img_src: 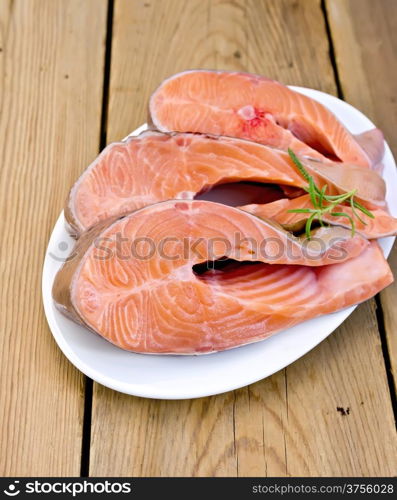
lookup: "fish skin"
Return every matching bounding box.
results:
[303,158,386,209]
[65,131,386,237]
[354,128,385,172]
[53,200,391,355]
[149,70,375,168]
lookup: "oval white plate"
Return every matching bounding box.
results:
[42,87,397,399]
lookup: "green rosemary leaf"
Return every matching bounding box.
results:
[331,211,356,236]
[322,190,356,201]
[319,184,327,208]
[287,208,316,214]
[308,176,319,209]
[350,197,367,226]
[305,212,317,240]
[324,189,357,205]
[352,200,375,219]
[287,148,311,182]
[287,148,376,238]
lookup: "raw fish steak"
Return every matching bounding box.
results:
[52,200,390,355]
[149,70,384,168]
[66,132,388,236]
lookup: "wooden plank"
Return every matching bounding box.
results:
[105,0,337,143]
[284,302,396,475]
[89,0,396,476]
[0,0,107,475]
[326,0,397,396]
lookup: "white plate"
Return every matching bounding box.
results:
[42,87,397,400]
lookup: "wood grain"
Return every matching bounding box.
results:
[0,0,107,475]
[105,0,337,143]
[89,0,397,477]
[326,0,397,396]
[284,302,396,475]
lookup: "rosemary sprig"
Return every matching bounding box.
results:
[287,148,374,239]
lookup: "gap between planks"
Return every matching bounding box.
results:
[80,0,115,478]
[322,0,397,428]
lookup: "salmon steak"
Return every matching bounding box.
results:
[66,131,388,236]
[149,70,384,168]
[53,201,392,354]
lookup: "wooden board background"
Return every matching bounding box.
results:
[0,0,108,476]
[326,0,397,412]
[1,0,396,477]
